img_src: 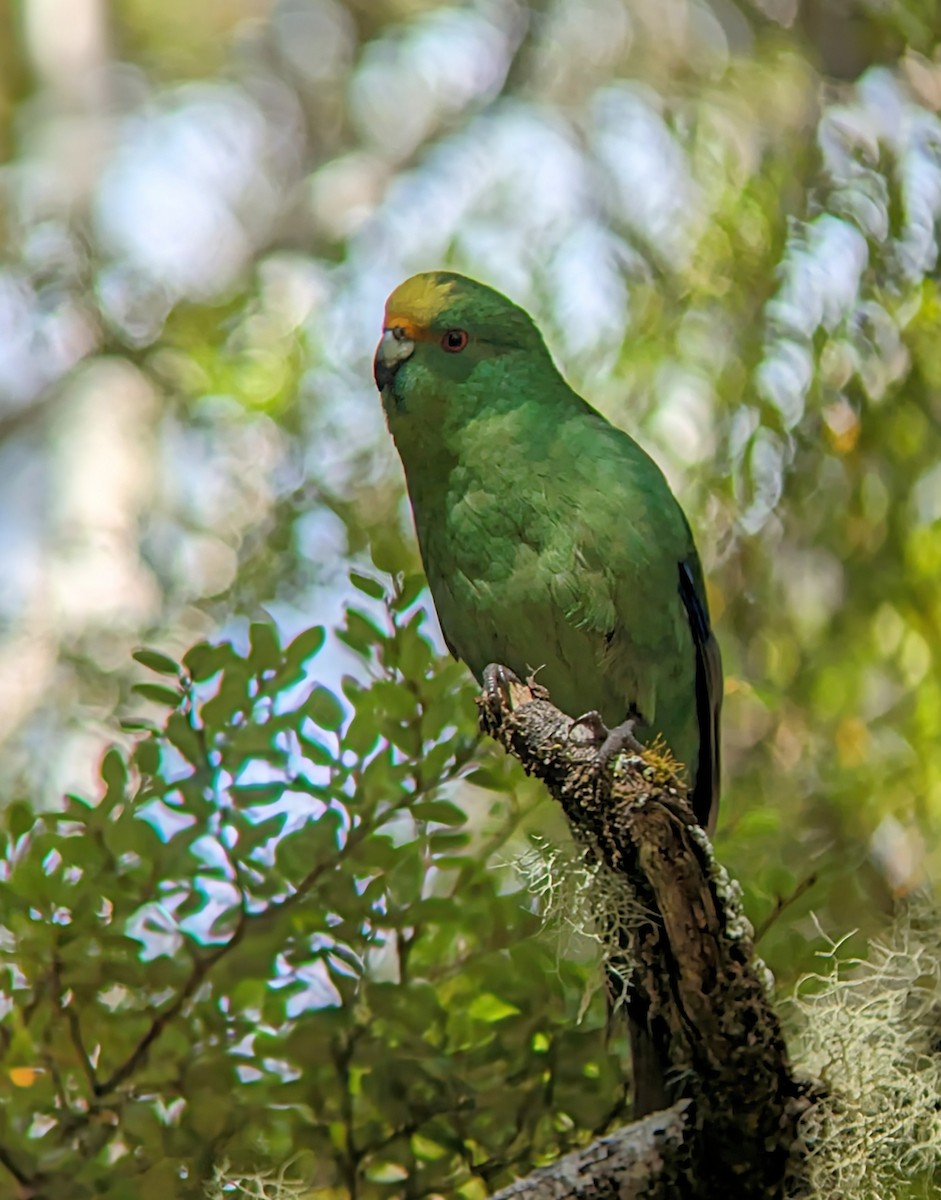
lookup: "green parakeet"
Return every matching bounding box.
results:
[374,272,722,1112]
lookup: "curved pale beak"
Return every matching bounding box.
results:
[374,326,415,391]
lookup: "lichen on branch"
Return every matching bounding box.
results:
[478,666,819,1199]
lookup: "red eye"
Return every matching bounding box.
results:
[441,329,468,353]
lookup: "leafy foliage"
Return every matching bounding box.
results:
[0,575,625,1197]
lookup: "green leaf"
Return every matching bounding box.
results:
[100,747,127,793]
[411,800,467,826]
[429,830,471,852]
[298,731,335,767]
[132,683,182,708]
[202,662,251,729]
[305,686,345,732]
[364,1162,408,1183]
[356,750,405,810]
[235,810,289,851]
[341,674,364,703]
[346,712,380,758]
[249,621,281,671]
[175,888,212,921]
[183,640,235,681]
[104,811,161,858]
[350,570,387,600]
[119,718,160,734]
[132,647,181,676]
[230,782,285,807]
[284,625,326,666]
[372,679,419,724]
[164,711,205,767]
[467,993,521,1022]
[357,833,399,870]
[275,809,342,879]
[7,800,34,840]
[138,1160,184,1200]
[339,607,386,656]
[396,620,434,678]
[134,737,161,777]
[411,1133,448,1162]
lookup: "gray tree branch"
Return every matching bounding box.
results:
[489,1103,693,1200]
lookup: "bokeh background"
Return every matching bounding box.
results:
[3,0,941,1195]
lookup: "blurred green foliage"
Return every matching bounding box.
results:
[2,0,941,1194]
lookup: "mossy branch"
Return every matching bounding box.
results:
[478,667,822,1199]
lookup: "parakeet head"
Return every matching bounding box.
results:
[374,272,556,436]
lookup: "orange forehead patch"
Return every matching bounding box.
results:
[382,315,429,342]
[384,273,456,336]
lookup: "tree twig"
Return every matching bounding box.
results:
[754,871,819,943]
[50,953,99,1096]
[0,1140,32,1190]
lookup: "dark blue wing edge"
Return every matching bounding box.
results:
[678,559,723,833]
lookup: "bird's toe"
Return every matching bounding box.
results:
[568,710,610,745]
[482,663,521,705]
[590,718,646,777]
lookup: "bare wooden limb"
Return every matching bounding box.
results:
[478,669,821,1199]
[489,1102,693,1200]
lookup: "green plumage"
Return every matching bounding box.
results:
[375,271,721,831]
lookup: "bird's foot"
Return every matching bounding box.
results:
[479,664,522,736]
[568,709,610,745]
[482,663,522,706]
[569,712,646,777]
